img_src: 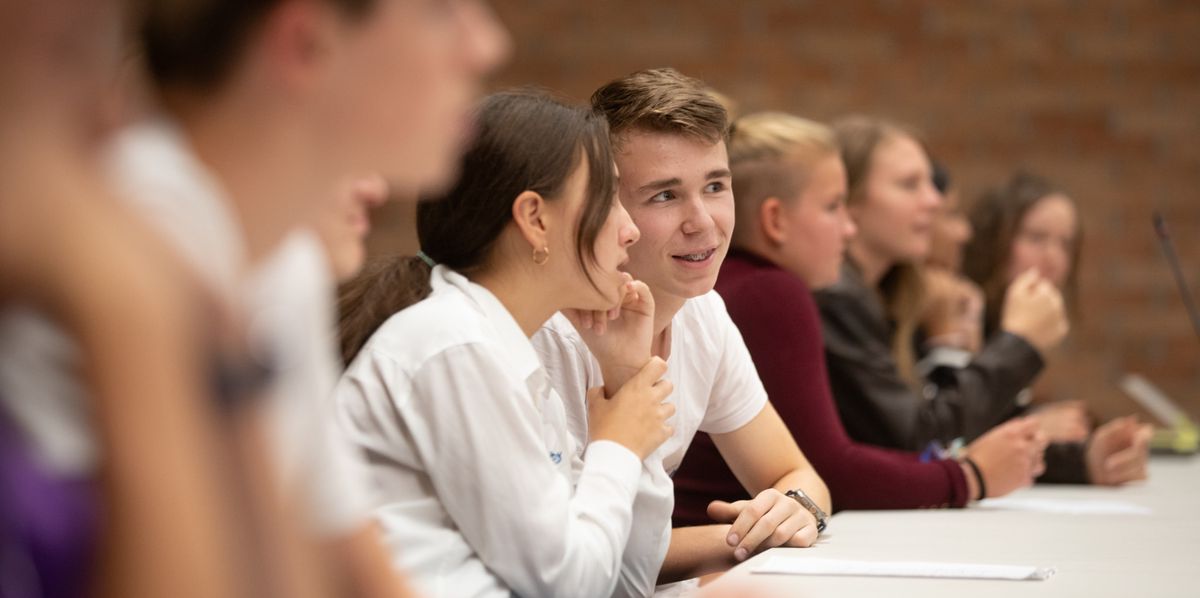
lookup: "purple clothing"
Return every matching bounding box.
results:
[1,409,97,598]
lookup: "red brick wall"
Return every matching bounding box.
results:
[365,0,1200,420]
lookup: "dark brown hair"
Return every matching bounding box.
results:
[337,90,617,365]
[138,0,376,92]
[590,67,730,148]
[962,171,1082,336]
[832,115,928,386]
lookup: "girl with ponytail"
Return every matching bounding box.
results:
[334,90,675,598]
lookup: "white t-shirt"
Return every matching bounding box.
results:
[335,265,644,598]
[0,117,369,533]
[531,290,769,598]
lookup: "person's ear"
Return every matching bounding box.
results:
[760,197,788,245]
[257,0,340,92]
[511,190,551,256]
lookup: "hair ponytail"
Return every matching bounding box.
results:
[335,90,617,365]
[336,255,431,365]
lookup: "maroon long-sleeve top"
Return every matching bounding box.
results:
[671,250,969,525]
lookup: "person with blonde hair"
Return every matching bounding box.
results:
[815,116,1147,487]
[672,112,1047,520]
[814,115,1066,452]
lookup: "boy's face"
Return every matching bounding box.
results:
[323,0,509,190]
[613,129,734,304]
[776,153,854,289]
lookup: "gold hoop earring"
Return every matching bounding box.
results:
[532,246,550,265]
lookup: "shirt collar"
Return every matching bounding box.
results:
[429,266,544,383]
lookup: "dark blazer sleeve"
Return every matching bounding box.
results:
[816,284,1045,451]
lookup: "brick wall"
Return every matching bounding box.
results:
[365,0,1200,420]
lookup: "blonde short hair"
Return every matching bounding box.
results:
[728,111,839,247]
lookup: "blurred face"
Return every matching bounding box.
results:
[546,158,640,310]
[847,134,941,267]
[928,186,973,271]
[614,131,734,303]
[776,154,855,289]
[324,0,509,190]
[316,174,390,281]
[1006,193,1077,288]
[0,0,125,140]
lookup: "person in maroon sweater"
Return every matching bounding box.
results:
[672,113,1046,524]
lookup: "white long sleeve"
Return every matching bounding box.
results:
[335,267,644,598]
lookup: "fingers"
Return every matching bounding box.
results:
[1135,423,1155,446]
[1002,416,1043,443]
[620,279,655,317]
[607,274,635,321]
[617,273,635,312]
[1060,399,1087,412]
[562,308,583,329]
[1010,267,1042,293]
[567,309,595,331]
[633,356,669,385]
[1008,418,1046,482]
[1032,425,1048,449]
[727,491,812,560]
[659,399,676,418]
[574,278,654,336]
[711,493,818,560]
[1011,416,1040,434]
[1100,452,1147,484]
[1101,445,1148,484]
[1065,421,1091,442]
[1098,424,1153,484]
[1095,416,1138,445]
[1030,424,1048,477]
[783,523,820,549]
[725,492,775,556]
[660,423,675,441]
[706,499,745,524]
[1031,449,1047,479]
[1088,417,1147,485]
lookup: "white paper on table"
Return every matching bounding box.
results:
[752,556,1055,581]
[976,496,1152,515]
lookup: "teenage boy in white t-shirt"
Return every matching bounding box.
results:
[533,68,831,597]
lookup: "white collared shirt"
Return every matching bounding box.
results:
[336,266,643,598]
[532,290,769,598]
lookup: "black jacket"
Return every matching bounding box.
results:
[815,262,1089,483]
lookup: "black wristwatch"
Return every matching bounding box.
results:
[785,488,828,533]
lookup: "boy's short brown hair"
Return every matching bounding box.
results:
[590,67,729,148]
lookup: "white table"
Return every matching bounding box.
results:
[704,457,1200,597]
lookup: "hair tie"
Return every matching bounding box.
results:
[416,251,436,268]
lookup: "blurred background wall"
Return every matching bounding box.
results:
[365,0,1200,420]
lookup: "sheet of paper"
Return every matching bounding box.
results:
[752,556,1055,581]
[976,497,1152,515]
